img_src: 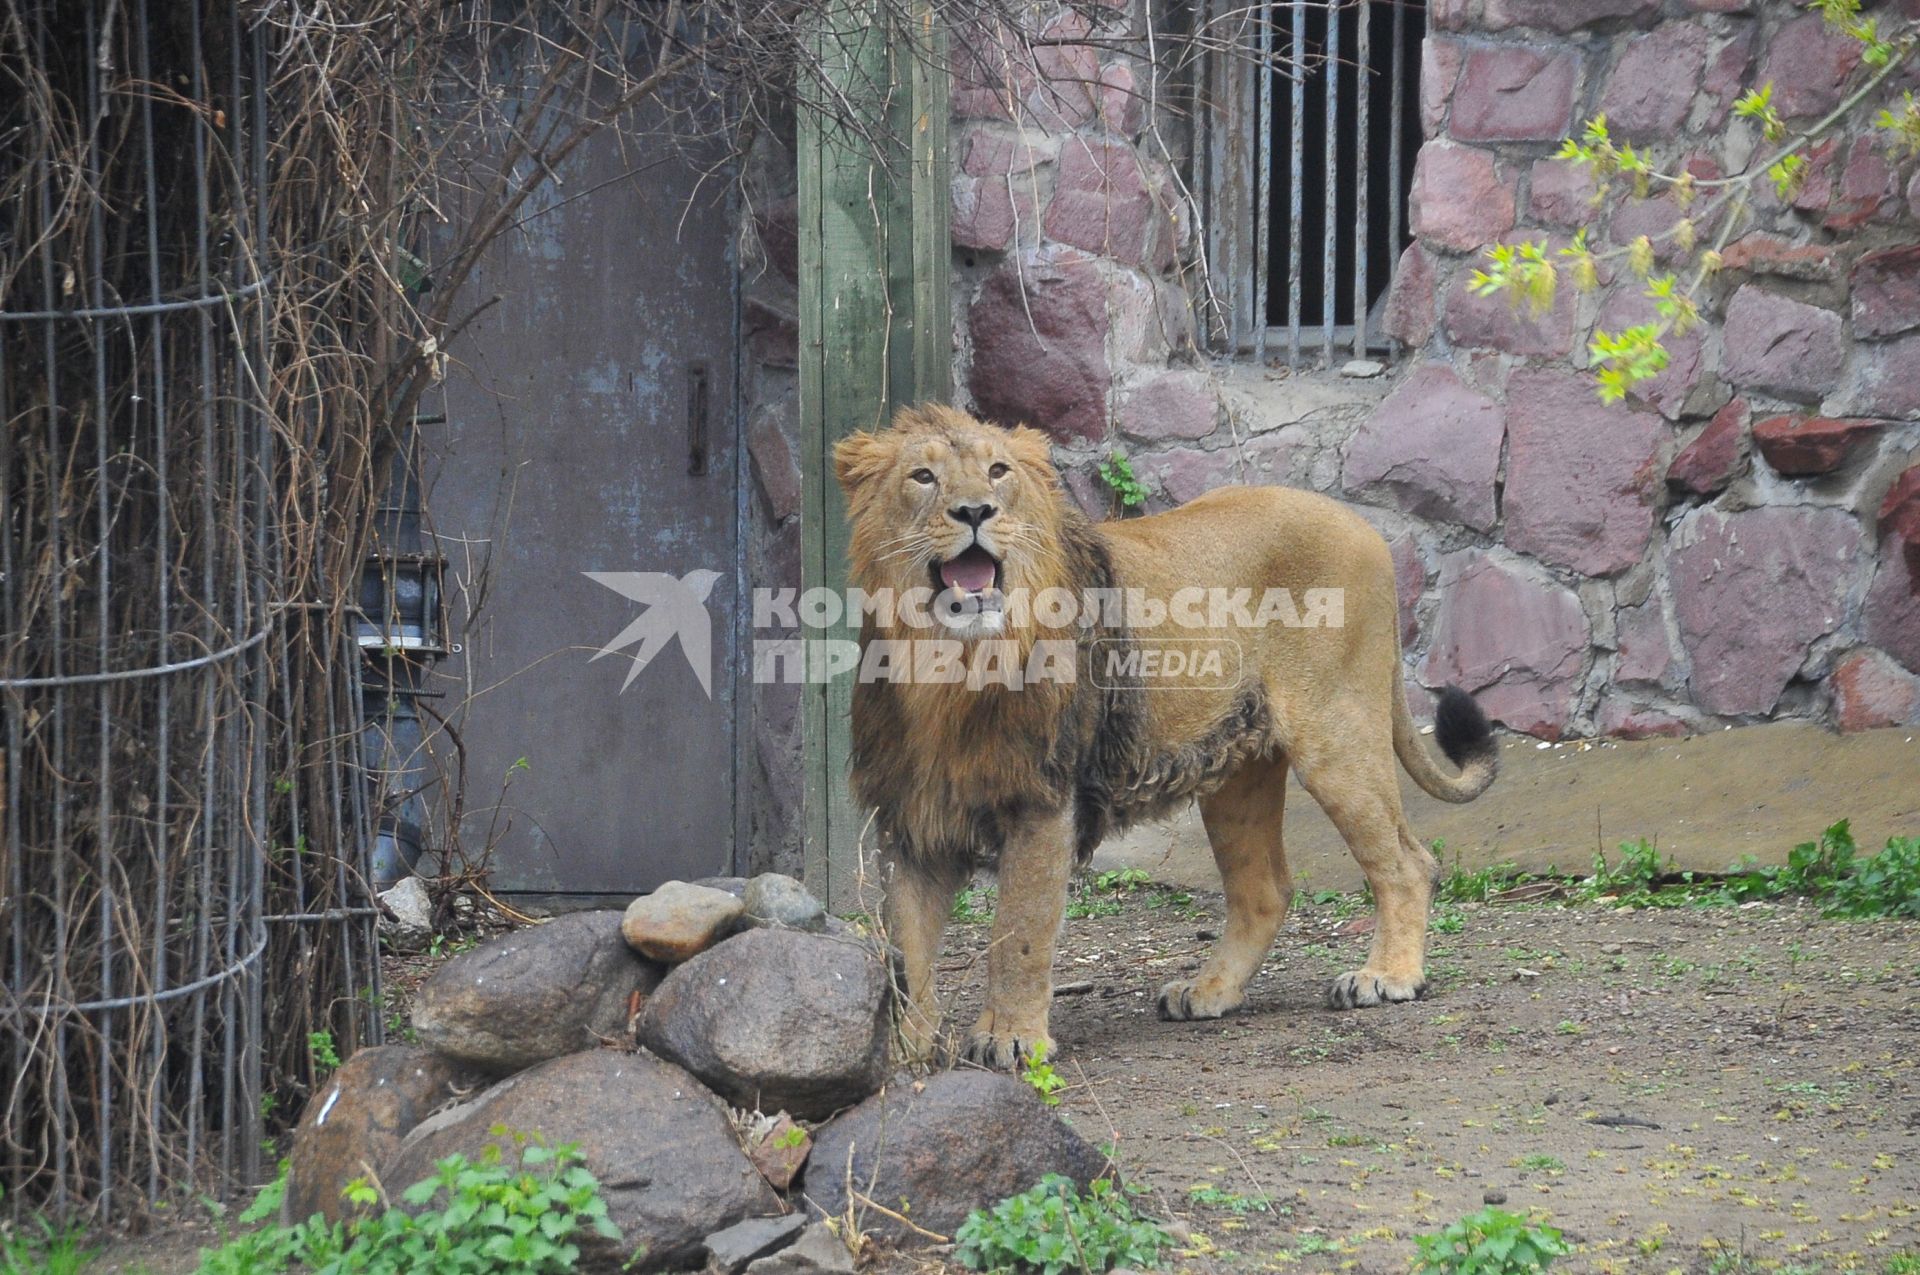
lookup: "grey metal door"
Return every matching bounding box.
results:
[426,127,738,897]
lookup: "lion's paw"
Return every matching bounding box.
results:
[1325,969,1426,1010]
[1155,977,1245,1021]
[960,1009,1053,1070]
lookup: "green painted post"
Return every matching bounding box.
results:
[798,1,951,909]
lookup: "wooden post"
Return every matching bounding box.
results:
[797,1,950,909]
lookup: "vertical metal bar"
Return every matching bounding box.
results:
[1322,0,1339,365]
[1354,0,1371,359]
[134,0,172,1202]
[83,0,118,1211]
[1288,0,1304,367]
[1388,0,1406,274]
[1254,5,1272,364]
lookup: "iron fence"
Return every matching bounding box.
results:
[1,0,381,1220]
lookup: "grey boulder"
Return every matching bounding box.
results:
[640,928,891,1121]
[385,1049,780,1272]
[410,910,661,1074]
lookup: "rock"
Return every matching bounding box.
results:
[1410,144,1514,253]
[1340,359,1386,379]
[412,911,661,1074]
[804,1071,1109,1243]
[969,248,1111,443]
[1502,370,1662,576]
[755,199,799,286]
[640,928,891,1121]
[1752,415,1886,477]
[623,882,747,963]
[1528,159,1599,227]
[705,1214,808,1275]
[1597,285,1704,420]
[1116,371,1220,443]
[1852,244,1920,339]
[386,1049,780,1273]
[1596,698,1692,740]
[1614,600,1675,687]
[746,1112,812,1192]
[1599,23,1709,140]
[1481,0,1660,33]
[748,406,803,522]
[1757,13,1862,119]
[1667,507,1863,715]
[1703,25,1757,126]
[1341,363,1503,532]
[1044,138,1154,268]
[1449,47,1578,142]
[743,873,827,933]
[1421,38,1463,137]
[285,1046,479,1225]
[1845,331,1920,419]
[1419,553,1588,739]
[1444,263,1576,357]
[1829,649,1920,732]
[693,876,750,898]
[1864,535,1920,673]
[1668,397,1749,496]
[1391,535,1426,645]
[1880,467,1920,550]
[1382,243,1436,347]
[744,1223,856,1275]
[378,876,434,953]
[1719,233,1838,282]
[1146,435,1291,506]
[1828,136,1897,231]
[1720,287,1845,401]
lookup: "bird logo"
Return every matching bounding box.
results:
[584,569,723,697]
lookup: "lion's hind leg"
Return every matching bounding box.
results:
[1158,753,1293,1021]
[1294,720,1438,1009]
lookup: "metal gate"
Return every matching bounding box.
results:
[424,125,740,898]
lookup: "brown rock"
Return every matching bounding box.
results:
[1830,649,1920,731]
[1852,243,1920,339]
[1449,47,1578,142]
[285,1046,479,1225]
[804,1071,1110,1243]
[412,911,662,1074]
[622,881,747,963]
[386,1049,780,1272]
[1668,397,1750,496]
[1752,415,1886,477]
[1410,144,1515,253]
[746,1113,812,1192]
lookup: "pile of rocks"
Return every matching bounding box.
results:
[285,874,1105,1273]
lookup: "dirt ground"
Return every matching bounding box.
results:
[85,885,1919,1275]
[929,887,1920,1275]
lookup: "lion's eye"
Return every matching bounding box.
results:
[910,468,937,485]
[988,462,1010,480]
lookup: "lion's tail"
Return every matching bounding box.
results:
[1392,681,1499,804]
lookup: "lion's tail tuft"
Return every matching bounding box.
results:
[1394,682,1498,804]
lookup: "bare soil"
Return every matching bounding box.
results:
[932,887,1920,1274]
[88,891,1920,1274]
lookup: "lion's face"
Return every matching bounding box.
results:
[835,406,1068,642]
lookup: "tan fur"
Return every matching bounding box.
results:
[835,405,1497,1068]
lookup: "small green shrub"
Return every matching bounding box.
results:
[1412,1206,1569,1275]
[954,1174,1171,1275]
[1096,450,1150,510]
[192,1134,622,1275]
[0,1196,95,1275]
[1021,1041,1065,1107]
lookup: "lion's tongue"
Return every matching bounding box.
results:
[939,546,997,593]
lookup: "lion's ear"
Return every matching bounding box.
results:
[834,430,896,496]
[1005,426,1057,479]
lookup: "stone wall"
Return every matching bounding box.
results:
[1364,0,1920,739]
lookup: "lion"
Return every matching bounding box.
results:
[833,404,1498,1069]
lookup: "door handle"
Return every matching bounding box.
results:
[687,362,710,476]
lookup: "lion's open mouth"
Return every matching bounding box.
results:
[934,544,1002,595]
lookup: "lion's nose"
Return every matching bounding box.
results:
[947,502,998,529]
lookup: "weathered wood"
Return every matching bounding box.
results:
[798,1,950,909]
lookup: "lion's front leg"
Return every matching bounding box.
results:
[963,808,1074,1070]
[886,855,967,1062]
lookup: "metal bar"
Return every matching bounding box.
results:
[1322,0,1339,365]
[1254,5,1272,364]
[1354,0,1371,359]
[1288,0,1304,367]
[1388,0,1406,280]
